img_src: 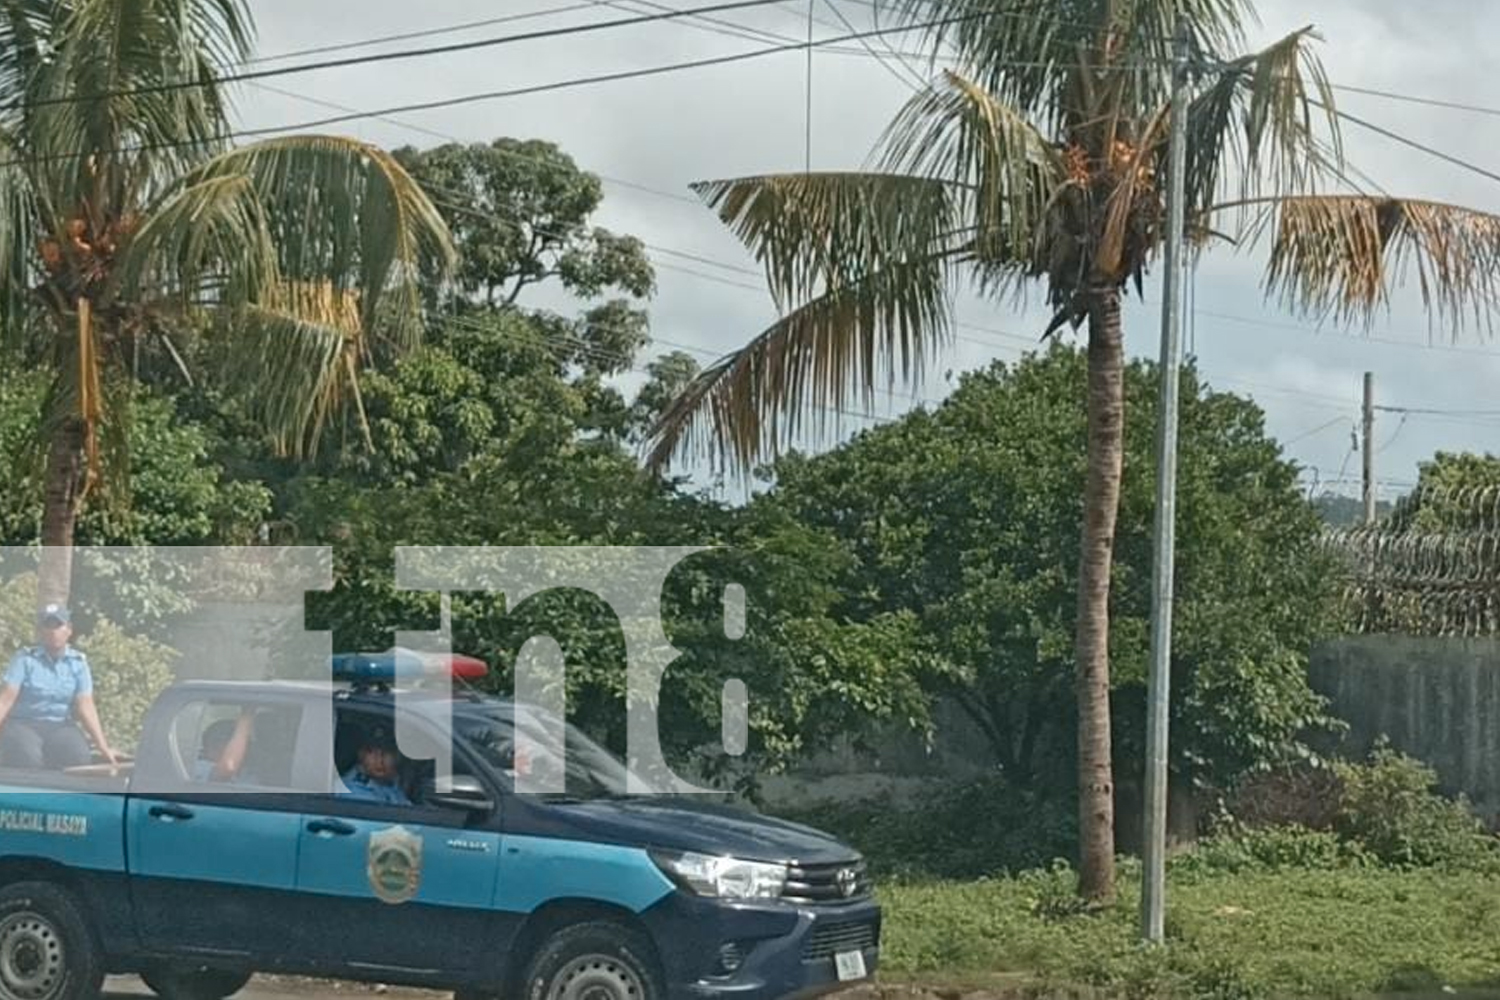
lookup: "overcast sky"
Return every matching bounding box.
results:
[235,0,1500,501]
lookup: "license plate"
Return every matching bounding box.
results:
[835,949,868,982]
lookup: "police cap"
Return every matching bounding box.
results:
[357,722,399,752]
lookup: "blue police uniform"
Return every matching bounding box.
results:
[340,765,412,805]
[3,645,92,722]
[0,639,94,769]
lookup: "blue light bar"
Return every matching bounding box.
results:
[330,648,427,683]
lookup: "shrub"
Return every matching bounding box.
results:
[1172,824,1373,877]
[771,774,1077,880]
[1332,743,1500,871]
[78,620,177,752]
[1217,762,1344,831]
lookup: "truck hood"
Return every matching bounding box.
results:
[540,796,858,865]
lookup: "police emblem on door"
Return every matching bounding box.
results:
[368,825,423,904]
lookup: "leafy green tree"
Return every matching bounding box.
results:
[646,0,1500,900]
[394,139,654,307]
[270,309,924,784]
[0,367,269,547]
[631,351,702,441]
[1389,453,1500,533]
[1329,452,1500,635]
[762,345,1341,812]
[0,0,453,604]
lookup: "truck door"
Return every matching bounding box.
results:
[291,705,507,976]
[127,697,308,958]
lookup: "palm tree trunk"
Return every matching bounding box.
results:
[39,415,87,607]
[1075,285,1124,904]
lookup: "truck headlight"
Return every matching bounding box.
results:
[650,850,787,899]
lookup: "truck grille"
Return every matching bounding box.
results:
[802,919,878,960]
[781,860,872,904]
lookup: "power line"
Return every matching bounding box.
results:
[2,12,1012,169]
[1328,82,1500,121]
[20,0,834,111]
[414,161,1499,423]
[11,0,823,112]
[442,310,922,424]
[1376,413,1409,454]
[245,1,624,65]
[245,80,706,209]
[805,0,815,171]
[1193,306,1500,360]
[1324,428,1360,500]
[817,0,926,92]
[20,3,1153,116]
[1284,415,1350,447]
[1320,103,1500,189]
[428,174,1444,418]
[1376,404,1500,418]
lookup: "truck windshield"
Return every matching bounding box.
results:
[454,707,650,800]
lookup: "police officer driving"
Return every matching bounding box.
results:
[340,723,411,805]
[0,603,117,770]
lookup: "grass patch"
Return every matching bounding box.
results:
[875,866,1500,998]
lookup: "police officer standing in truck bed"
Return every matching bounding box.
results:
[0,603,116,770]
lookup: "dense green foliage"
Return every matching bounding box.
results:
[1387,451,1500,532]
[782,742,1500,881]
[0,127,1368,815]
[0,367,270,547]
[775,775,1077,880]
[1330,744,1500,871]
[279,311,927,784]
[760,346,1343,797]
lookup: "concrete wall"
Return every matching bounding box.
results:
[1310,636,1500,824]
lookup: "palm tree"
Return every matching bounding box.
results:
[0,0,454,603]
[646,0,1500,903]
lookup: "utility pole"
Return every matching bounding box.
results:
[1141,17,1191,946]
[804,0,814,172]
[1362,372,1376,524]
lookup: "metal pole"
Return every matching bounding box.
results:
[1362,372,1376,524]
[1141,18,1191,946]
[804,0,814,172]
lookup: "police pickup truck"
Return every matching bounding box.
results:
[0,652,879,1000]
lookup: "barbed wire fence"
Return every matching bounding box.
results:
[1321,485,1500,637]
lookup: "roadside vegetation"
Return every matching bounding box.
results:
[780,748,1500,998]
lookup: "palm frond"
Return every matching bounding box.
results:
[215,282,366,458]
[644,253,955,476]
[873,0,1251,132]
[1184,26,1341,226]
[1251,196,1500,334]
[188,134,455,353]
[691,171,965,311]
[879,69,1063,274]
[0,0,57,128]
[26,0,251,213]
[0,123,38,345]
[111,172,277,311]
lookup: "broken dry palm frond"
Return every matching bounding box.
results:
[1258,196,1500,333]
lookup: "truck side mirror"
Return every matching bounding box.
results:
[422,773,494,813]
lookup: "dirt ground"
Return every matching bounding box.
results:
[102,972,1500,1000]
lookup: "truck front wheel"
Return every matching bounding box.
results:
[521,922,664,1000]
[141,965,251,1000]
[0,881,103,1000]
